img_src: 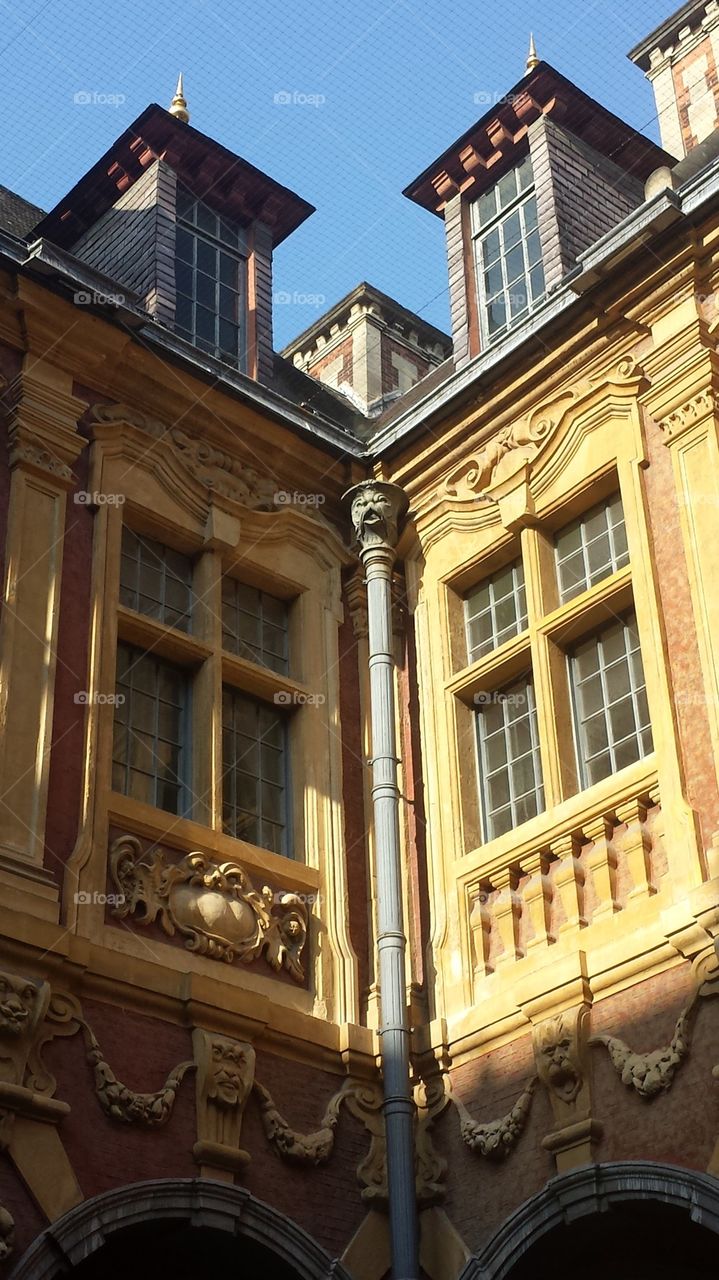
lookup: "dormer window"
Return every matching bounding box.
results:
[471,155,545,344]
[174,183,248,368]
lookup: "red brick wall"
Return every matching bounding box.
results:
[380,335,430,396]
[306,337,353,387]
[40,998,368,1259]
[672,36,719,153]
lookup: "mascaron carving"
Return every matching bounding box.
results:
[346,481,408,551]
[109,834,308,982]
[534,1008,587,1107]
[193,1030,255,1169]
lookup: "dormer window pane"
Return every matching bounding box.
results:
[174,182,247,368]
[472,157,545,344]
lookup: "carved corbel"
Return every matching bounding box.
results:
[414,1075,449,1206]
[343,1082,388,1204]
[449,1076,536,1160]
[0,969,56,1147]
[192,1031,255,1177]
[254,1078,346,1166]
[533,1005,601,1170]
[590,993,696,1099]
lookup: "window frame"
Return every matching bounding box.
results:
[470,156,546,345]
[174,183,249,370]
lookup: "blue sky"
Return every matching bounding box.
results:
[1,0,673,346]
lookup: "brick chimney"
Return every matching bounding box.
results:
[629,0,719,158]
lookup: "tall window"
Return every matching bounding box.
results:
[113,644,189,814]
[570,612,652,787]
[222,689,288,855]
[471,155,545,343]
[555,494,629,604]
[451,489,653,849]
[174,183,247,368]
[114,532,194,816]
[476,676,544,840]
[465,559,527,663]
[112,528,298,858]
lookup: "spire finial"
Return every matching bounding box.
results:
[526,33,539,72]
[169,73,190,123]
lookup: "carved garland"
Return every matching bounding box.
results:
[109,834,309,982]
[590,993,698,1099]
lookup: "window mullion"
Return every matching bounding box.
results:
[193,548,223,830]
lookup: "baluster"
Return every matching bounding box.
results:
[552,833,587,933]
[468,885,493,978]
[584,813,619,921]
[491,868,523,965]
[615,797,656,901]
[521,851,555,950]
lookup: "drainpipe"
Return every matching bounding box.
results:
[343,480,418,1280]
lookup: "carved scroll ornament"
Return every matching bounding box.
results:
[444,417,554,501]
[109,834,308,982]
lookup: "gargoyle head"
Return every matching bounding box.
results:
[207,1038,255,1109]
[0,973,40,1037]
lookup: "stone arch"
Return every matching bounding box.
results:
[9,1178,352,1280]
[460,1161,719,1279]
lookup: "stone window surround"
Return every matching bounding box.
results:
[64,413,358,1025]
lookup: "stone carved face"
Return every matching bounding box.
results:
[537,1016,583,1103]
[207,1039,255,1109]
[0,973,39,1037]
[350,486,398,549]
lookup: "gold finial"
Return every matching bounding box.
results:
[526,33,539,72]
[168,73,190,123]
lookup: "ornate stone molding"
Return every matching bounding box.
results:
[444,417,555,501]
[88,402,279,509]
[109,834,308,981]
[4,364,86,487]
[193,1031,255,1173]
[254,1080,345,1165]
[450,1078,536,1159]
[590,994,696,1098]
[345,481,408,552]
[656,388,716,440]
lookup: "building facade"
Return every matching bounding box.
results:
[1,5,719,1278]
